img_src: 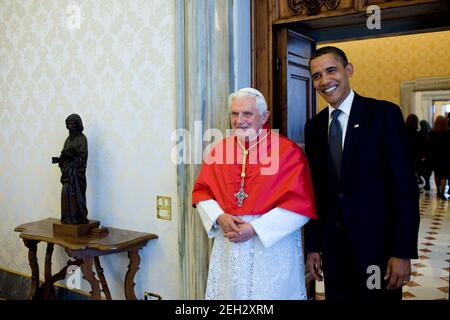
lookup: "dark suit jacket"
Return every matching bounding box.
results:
[304,93,419,279]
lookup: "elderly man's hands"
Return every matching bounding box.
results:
[225,223,256,243]
[217,213,243,233]
[217,214,256,243]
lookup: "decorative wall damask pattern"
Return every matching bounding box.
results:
[0,0,180,299]
[318,31,450,111]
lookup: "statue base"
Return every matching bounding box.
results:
[53,220,101,237]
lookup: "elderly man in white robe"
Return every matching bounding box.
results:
[192,88,317,300]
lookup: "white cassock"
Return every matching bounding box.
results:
[197,199,310,300]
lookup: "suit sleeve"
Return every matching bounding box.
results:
[304,120,323,253]
[383,104,420,259]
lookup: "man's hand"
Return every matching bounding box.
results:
[224,223,256,243]
[216,213,244,234]
[306,252,323,281]
[384,257,411,290]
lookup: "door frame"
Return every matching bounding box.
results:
[251,0,450,120]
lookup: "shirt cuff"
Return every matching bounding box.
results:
[196,199,224,238]
[250,207,310,248]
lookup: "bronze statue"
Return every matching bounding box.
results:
[52,114,89,224]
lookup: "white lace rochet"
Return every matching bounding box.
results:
[197,201,308,300]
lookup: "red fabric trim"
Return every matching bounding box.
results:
[192,131,317,219]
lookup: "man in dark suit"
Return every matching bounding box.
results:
[304,46,420,301]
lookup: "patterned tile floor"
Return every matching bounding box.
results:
[404,187,449,300]
[315,185,450,300]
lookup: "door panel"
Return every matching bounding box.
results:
[287,69,310,143]
[274,27,317,300]
[275,28,315,146]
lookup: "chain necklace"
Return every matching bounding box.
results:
[234,130,270,207]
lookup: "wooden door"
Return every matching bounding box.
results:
[272,28,316,298]
[274,28,315,147]
[274,27,317,299]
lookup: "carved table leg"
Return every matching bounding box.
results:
[45,259,83,294]
[80,257,102,300]
[43,243,55,299]
[23,239,40,300]
[124,249,141,300]
[94,257,112,300]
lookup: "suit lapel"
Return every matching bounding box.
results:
[341,93,365,182]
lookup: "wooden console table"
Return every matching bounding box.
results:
[15,218,158,300]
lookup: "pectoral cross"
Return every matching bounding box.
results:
[233,131,270,208]
[234,179,248,207]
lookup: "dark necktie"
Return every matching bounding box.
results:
[329,109,343,180]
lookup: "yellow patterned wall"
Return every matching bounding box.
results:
[317,31,450,110]
[0,0,179,299]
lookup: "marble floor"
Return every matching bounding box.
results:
[315,185,450,300]
[403,187,449,300]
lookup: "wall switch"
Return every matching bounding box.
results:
[156,196,172,221]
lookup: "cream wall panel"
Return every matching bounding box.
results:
[317,31,450,111]
[0,0,180,299]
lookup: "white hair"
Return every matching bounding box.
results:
[228,87,268,115]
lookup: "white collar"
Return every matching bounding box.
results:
[235,128,263,143]
[250,129,262,141]
[328,89,354,117]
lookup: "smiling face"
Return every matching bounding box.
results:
[230,95,270,140]
[310,53,353,108]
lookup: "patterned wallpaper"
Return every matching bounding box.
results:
[317,30,450,110]
[0,0,179,299]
